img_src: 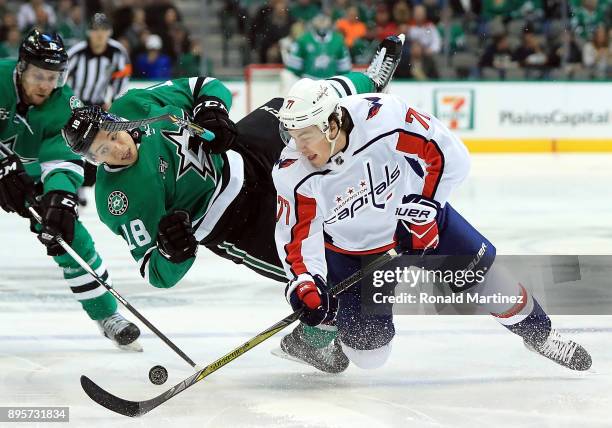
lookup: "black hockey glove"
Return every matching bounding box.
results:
[285,273,337,327]
[0,152,36,217]
[37,191,79,256]
[192,96,237,154]
[157,210,198,264]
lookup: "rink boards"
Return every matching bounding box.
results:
[128,78,612,153]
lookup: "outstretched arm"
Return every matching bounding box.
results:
[110,77,232,119]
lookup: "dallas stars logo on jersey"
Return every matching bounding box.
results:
[162,126,217,182]
[108,190,129,216]
[69,96,84,110]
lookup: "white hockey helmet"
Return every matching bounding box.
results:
[278,78,343,151]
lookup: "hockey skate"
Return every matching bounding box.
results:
[272,324,349,373]
[524,329,591,371]
[366,34,406,93]
[97,312,143,352]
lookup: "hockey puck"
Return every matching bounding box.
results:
[149,365,168,385]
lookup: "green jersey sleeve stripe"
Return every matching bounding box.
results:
[217,241,287,277]
[40,160,84,182]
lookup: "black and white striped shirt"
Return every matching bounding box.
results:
[66,38,131,106]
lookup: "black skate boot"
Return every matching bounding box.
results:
[366,34,405,92]
[272,324,349,373]
[524,329,592,371]
[97,312,142,352]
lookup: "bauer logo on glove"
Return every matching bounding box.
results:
[395,194,441,252]
[395,195,439,225]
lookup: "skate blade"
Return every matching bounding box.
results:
[270,347,310,367]
[114,340,143,352]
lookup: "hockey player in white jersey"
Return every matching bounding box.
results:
[272,79,592,372]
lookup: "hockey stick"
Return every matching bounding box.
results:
[0,142,199,369]
[80,248,402,417]
[100,114,215,142]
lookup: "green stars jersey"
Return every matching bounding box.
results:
[0,59,122,323]
[285,31,352,79]
[96,77,236,289]
[0,59,84,193]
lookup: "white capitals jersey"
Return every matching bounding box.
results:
[273,93,471,280]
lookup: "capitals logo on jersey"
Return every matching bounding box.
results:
[324,161,400,225]
[365,97,382,120]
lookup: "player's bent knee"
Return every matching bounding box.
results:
[340,342,393,369]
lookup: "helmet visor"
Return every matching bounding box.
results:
[82,132,109,165]
[278,122,325,151]
[21,63,67,89]
[80,112,126,164]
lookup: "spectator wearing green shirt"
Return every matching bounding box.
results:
[437,6,466,54]
[174,40,214,77]
[358,0,378,26]
[482,0,516,19]
[56,3,85,49]
[284,13,352,78]
[571,0,606,40]
[331,0,349,21]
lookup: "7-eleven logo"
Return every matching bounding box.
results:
[442,96,465,129]
[434,89,474,131]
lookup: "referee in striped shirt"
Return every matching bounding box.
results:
[67,13,132,203]
[67,13,131,109]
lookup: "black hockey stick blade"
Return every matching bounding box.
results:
[81,376,142,417]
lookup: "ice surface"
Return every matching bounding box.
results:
[1,155,611,427]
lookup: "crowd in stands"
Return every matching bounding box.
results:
[0,0,209,78]
[224,0,612,79]
[1,0,610,79]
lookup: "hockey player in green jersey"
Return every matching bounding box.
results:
[62,35,404,373]
[0,29,141,350]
